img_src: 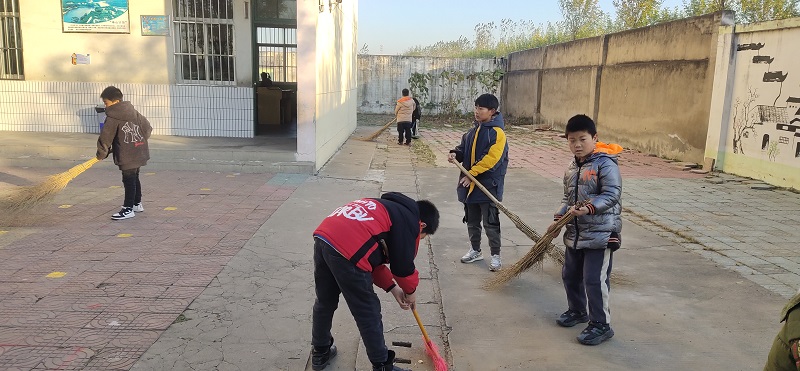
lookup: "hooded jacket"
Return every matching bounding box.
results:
[555,143,623,250]
[96,101,152,170]
[450,112,509,204]
[313,192,421,294]
[395,96,415,123]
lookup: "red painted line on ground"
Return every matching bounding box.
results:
[54,346,85,370]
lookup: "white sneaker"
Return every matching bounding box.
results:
[489,254,502,271]
[460,249,483,263]
[111,207,135,220]
[133,203,144,212]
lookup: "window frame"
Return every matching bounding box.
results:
[172,0,236,85]
[0,0,23,80]
[255,26,297,83]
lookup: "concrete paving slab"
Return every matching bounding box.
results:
[2,123,798,370]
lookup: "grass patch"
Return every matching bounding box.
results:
[173,313,191,323]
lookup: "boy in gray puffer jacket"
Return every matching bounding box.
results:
[548,114,622,346]
[96,86,152,220]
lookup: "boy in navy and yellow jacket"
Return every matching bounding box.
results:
[448,93,509,272]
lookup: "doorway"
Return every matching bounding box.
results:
[252,1,297,138]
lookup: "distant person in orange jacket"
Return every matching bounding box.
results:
[394,89,415,145]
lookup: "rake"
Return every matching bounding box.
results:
[1,157,99,212]
[411,308,448,371]
[358,118,396,141]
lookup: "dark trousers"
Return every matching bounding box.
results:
[397,121,412,144]
[121,167,142,208]
[411,118,419,137]
[562,247,613,324]
[465,202,501,255]
[311,239,388,364]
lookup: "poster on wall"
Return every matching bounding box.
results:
[141,15,170,36]
[61,0,130,33]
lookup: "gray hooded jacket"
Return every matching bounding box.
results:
[555,151,622,250]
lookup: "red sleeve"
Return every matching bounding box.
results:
[393,270,419,294]
[371,265,394,291]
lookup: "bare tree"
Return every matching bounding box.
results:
[614,0,663,28]
[732,87,759,155]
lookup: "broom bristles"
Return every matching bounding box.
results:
[358,118,396,141]
[483,201,590,290]
[424,338,448,371]
[1,158,99,212]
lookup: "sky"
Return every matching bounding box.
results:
[358,0,685,55]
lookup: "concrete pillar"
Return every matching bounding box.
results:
[703,21,737,171]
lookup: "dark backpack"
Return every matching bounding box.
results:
[412,98,421,119]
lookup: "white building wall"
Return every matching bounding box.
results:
[296,0,358,169]
[19,0,171,84]
[0,80,254,137]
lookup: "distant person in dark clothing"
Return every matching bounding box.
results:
[259,72,274,87]
[411,97,421,138]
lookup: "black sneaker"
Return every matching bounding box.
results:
[556,309,589,327]
[311,339,337,370]
[111,207,135,220]
[577,321,614,345]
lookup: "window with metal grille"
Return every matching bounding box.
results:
[173,0,235,84]
[256,27,296,83]
[0,0,23,80]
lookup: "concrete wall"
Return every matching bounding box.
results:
[296,0,358,169]
[503,12,732,164]
[357,56,502,115]
[705,18,800,189]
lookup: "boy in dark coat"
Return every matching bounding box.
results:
[310,192,439,371]
[448,93,509,271]
[96,86,152,220]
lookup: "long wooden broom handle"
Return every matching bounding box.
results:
[452,161,503,206]
[412,308,432,343]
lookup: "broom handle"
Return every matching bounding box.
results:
[412,308,432,343]
[452,161,504,208]
[372,118,396,137]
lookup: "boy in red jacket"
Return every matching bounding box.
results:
[310,192,439,371]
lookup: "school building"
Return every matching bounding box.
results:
[0,0,358,172]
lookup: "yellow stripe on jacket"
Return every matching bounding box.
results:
[467,127,507,196]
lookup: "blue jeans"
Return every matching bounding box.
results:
[311,238,389,364]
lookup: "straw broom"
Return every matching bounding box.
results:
[1,157,99,212]
[412,308,448,371]
[358,118,396,141]
[451,161,566,265]
[483,203,586,290]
